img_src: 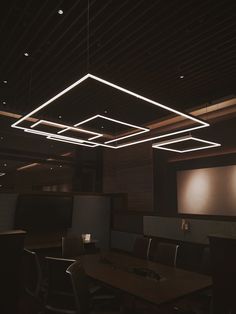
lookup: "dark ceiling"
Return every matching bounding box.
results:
[0,0,235,190]
[0,0,235,118]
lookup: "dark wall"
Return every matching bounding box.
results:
[103,142,154,212]
[103,139,236,234]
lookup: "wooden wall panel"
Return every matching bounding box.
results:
[103,142,154,212]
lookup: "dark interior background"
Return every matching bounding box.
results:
[0,0,236,234]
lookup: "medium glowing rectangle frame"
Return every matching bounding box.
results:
[31,119,103,141]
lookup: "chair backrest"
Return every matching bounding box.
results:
[45,256,76,313]
[176,242,204,272]
[154,242,179,266]
[45,256,75,295]
[62,236,85,259]
[133,237,151,259]
[209,235,236,314]
[200,246,211,275]
[23,248,42,297]
[148,237,159,261]
[66,261,90,314]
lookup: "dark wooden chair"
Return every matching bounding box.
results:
[153,242,179,267]
[176,242,204,272]
[133,236,151,259]
[20,248,44,314]
[62,236,85,259]
[209,235,236,314]
[23,248,42,298]
[67,261,120,314]
[44,256,76,313]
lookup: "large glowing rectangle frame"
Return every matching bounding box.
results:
[152,135,221,153]
[11,73,209,149]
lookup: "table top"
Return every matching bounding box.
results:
[81,251,212,306]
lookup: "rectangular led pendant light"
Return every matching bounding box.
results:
[72,114,149,144]
[31,119,103,141]
[47,136,99,148]
[11,73,209,149]
[152,135,221,153]
[24,128,85,144]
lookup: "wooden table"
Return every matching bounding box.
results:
[81,251,212,306]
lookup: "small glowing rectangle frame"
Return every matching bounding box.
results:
[152,135,221,153]
[31,119,103,141]
[47,136,99,148]
[23,128,85,144]
[11,73,209,149]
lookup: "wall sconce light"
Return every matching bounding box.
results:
[181,219,190,232]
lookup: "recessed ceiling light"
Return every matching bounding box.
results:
[3,80,7,84]
[59,165,62,168]
[2,101,6,105]
[58,115,62,119]
[0,173,6,177]
[0,136,3,140]
[0,185,2,187]
[24,52,29,57]
[50,167,53,171]
[58,9,63,15]
[179,75,184,79]
[3,163,7,167]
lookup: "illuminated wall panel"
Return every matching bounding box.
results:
[177,165,236,216]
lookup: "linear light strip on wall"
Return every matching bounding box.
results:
[17,163,39,171]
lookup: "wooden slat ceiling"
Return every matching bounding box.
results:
[0,0,235,119]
